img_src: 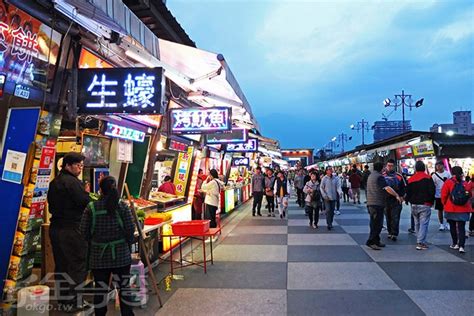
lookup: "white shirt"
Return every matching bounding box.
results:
[201,179,224,207]
[432,170,451,198]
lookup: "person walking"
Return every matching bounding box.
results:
[265,168,276,217]
[383,159,406,241]
[320,167,342,230]
[294,169,306,208]
[200,169,224,228]
[467,176,474,236]
[47,152,90,310]
[251,167,265,216]
[432,161,451,231]
[406,161,436,251]
[80,176,135,316]
[274,171,291,219]
[340,172,350,202]
[349,164,362,204]
[366,162,403,250]
[304,171,322,228]
[361,165,371,203]
[441,166,473,253]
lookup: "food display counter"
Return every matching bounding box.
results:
[221,182,252,214]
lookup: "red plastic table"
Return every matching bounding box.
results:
[161,227,221,274]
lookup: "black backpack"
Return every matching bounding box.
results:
[450,180,470,206]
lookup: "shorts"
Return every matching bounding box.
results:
[434,198,444,211]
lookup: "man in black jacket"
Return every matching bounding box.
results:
[47,152,90,309]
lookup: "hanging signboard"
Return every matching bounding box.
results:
[77,67,164,114]
[232,157,250,167]
[104,122,146,142]
[1,150,27,184]
[226,138,258,152]
[396,145,414,159]
[169,107,232,134]
[412,140,435,157]
[167,139,188,153]
[117,139,133,163]
[205,128,247,144]
[79,48,113,69]
[173,147,194,196]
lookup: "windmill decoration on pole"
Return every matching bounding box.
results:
[383,90,424,132]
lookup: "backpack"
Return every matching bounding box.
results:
[450,180,470,206]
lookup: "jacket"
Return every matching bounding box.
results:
[158,181,176,195]
[294,175,305,190]
[303,180,321,206]
[361,170,371,189]
[265,175,276,196]
[320,175,341,201]
[383,171,406,204]
[274,177,290,197]
[252,173,265,192]
[80,200,135,269]
[366,171,388,207]
[349,172,362,188]
[441,177,473,213]
[406,172,435,206]
[47,170,90,227]
[201,178,224,207]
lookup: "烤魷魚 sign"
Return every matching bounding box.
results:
[77,67,164,114]
[169,107,232,134]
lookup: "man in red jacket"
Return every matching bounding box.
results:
[406,161,435,250]
[349,165,362,204]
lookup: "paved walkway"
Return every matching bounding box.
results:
[152,198,474,316]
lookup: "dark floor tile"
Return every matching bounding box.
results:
[287,290,424,316]
[238,219,288,226]
[288,225,345,234]
[334,218,370,226]
[379,262,474,290]
[288,214,313,220]
[437,245,474,262]
[176,262,287,289]
[349,233,418,245]
[288,245,373,262]
[222,234,287,245]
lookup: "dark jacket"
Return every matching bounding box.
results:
[406,172,435,206]
[47,169,90,227]
[383,170,406,204]
[361,170,371,189]
[349,172,362,189]
[80,200,135,269]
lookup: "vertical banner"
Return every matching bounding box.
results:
[186,150,202,204]
[173,147,194,196]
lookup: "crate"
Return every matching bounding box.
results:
[171,220,210,235]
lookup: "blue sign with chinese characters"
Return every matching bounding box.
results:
[232,157,250,167]
[77,67,164,114]
[226,138,258,152]
[169,107,232,134]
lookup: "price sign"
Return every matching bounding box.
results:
[105,122,146,142]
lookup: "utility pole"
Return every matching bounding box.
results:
[384,89,424,132]
[336,133,350,152]
[350,119,370,145]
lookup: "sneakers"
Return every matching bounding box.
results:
[470,231,474,237]
[416,243,429,250]
[459,247,465,253]
[388,235,397,241]
[335,210,341,215]
[272,213,276,217]
[367,244,382,250]
[376,242,386,248]
[267,213,272,217]
[444,223,450,230]
[439,223,445,231]
[408,228,415,234]
[449,244,460,250]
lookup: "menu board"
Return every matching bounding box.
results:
[412,140,435,157]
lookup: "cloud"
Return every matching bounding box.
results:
[255,0,437,83]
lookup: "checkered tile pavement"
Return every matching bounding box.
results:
[146,199,474,315]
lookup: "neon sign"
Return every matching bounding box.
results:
[232,157,249,167]
[205,128,247,144]
[226,138,258,152]
[77,68,163,114]
[168,139,188,152]
[104,122,146,142]
[169,107,232,134]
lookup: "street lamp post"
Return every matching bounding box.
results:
[351,119,370,145]
[384,90,424,132]
[333,133,350,152]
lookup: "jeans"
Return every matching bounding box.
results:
[448,220,466,247]
[205,204,218,228]
[276,196,288,216]
[367,205,384,246]
[411,204,431,244]
[342,188,350,202]
[384,202,402,236]
[324,200,336,227]
[252,191,264,214]
[92,265,134,316]
[306,204,320,226]
[336,193,340,211]
[265,195,275,214]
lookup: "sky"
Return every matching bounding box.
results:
[167,0,474,151]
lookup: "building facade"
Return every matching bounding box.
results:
[430,111,474,135]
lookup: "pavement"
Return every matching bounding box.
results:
[63,197,474,315]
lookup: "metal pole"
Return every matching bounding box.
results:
[401,90,406,132]
[361,120,365,145]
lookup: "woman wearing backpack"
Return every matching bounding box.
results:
[80,176,135,316]
[441,166,473,254]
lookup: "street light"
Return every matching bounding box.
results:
[384,90,424,132]
[351,119,370,145]
[446,130,455,136]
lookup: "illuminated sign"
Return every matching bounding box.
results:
[0,73,5,98]
[169,107,232,134]
[205,128,247,144]
[14,84,30,99]
[173,147,194,196]
[232,157,249,167]
[168,139,188,152]
[104,122,145,142]
[412,140,435,157]
[396,146,413,159]
[79,49,113,69]
[226,138,258,152]
[77,67,163,114]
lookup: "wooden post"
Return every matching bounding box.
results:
[124,184,163,308]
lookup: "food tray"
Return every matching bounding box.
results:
[171,220,210,235]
